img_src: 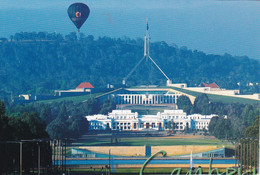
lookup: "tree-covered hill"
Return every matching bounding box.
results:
[0,32,259,97]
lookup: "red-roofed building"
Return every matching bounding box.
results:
[201,82,220,89]
[55,82,94,97]
[76,82,94,89]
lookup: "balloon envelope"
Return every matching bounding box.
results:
[68,3,90,30]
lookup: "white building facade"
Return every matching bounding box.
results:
[86,110,217,131]
[114,94,181,105]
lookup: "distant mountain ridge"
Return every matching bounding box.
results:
[0,32,259,97]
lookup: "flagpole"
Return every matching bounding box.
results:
[190,150,193,170]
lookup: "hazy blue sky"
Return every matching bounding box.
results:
[0,0,259,59]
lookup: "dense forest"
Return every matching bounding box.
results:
[0,32,259,100]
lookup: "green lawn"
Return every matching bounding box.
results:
[118,137,223,146]
[34,92,103,104]
[169,87,259,104]
[76,134,231,147]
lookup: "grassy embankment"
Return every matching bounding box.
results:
[34,92,103,104]
[169,86,259,104]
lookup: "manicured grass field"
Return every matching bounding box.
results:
[170,87,259,104]
[34,92,103,104]
[76,134,232,147]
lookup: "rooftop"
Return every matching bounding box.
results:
[201,82,220,88]
[76,82,94,89]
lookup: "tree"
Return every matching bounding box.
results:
[208,116,218,135]
[20,112,49,138]
[67,112,89,138]
[242,104,255,126]
[81,98,101,115]
[245,116,259,138]
[184,122,190,134]
[194,93,210,114]
[176,95,193,114]
[100,98,116,115]
[46,116,68,139]
[65,32,77,41]
[168,120,176,132]
[105,123,111,131]
[68,118,81,137]
[57,103,69,121]
[202,127,207,135]
[40,105,53,124]
[0,101,5,116]
[208,116,233,139]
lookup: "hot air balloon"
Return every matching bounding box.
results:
[67,3,90,32]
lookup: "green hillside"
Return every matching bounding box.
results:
[34,92,103,104]
[0,32,259,100]
[169,87,259,104]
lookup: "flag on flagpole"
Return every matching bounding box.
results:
[146,18,149,30]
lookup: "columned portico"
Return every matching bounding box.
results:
[115,94,181,105]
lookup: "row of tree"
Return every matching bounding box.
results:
[5,98,116,139]
[177,93,222,115]
[177,94,259,139]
